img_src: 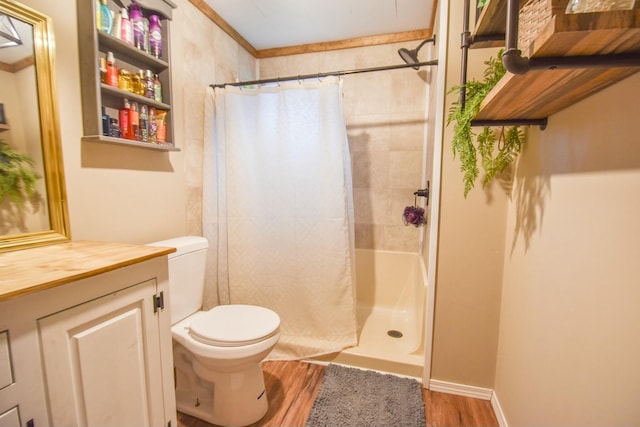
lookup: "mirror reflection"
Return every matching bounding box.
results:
[0,11,48,235]
[0,0,70,252]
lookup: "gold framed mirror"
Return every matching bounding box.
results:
[0,0,69,252]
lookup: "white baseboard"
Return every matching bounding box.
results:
[491,391,508,427]
[428,379,493,400]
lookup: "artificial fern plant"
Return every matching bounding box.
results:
[0,139,39,208]
[447,50,525,197]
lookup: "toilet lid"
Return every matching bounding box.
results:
[189,304,280,347]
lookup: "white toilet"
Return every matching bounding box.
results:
[149,236,280,427]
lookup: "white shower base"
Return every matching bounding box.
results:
[313,249,427,378]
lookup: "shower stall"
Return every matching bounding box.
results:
[315,249,428,377]
[211,36,441,379]
[254,40,436,378]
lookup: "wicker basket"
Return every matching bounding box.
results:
[518,0,570,51]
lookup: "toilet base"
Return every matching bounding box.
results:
[174,342,269,427]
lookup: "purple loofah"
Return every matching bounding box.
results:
[403,206,426,227]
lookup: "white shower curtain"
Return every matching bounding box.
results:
[202,78,357,359]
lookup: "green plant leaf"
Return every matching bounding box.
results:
[446,50,526,197]
[0,139,40,208]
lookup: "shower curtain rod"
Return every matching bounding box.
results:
[209,60,438,89]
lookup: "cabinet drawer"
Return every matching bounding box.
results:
[0,331,13,390]
[0,406,20,427]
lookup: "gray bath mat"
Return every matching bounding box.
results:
[305,364,426,427]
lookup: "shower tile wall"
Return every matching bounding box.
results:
[261,43,429,252]
[177,0,257,240]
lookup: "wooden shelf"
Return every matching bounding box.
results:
[475,8,640,120]
[101,84,172,111]
[472,0,509,48]
[98,32,169,70]
[82,135,180,151]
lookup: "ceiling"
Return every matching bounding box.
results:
[0,14,33,65]
[201,0,437,53]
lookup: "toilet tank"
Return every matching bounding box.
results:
[148,236,209,324]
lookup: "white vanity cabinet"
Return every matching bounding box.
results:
[0,241,176,427]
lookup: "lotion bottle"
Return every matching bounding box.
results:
[120,7,133,45]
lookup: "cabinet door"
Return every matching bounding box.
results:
[38,279,166,427]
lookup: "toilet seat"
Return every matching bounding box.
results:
[189,304,280,347]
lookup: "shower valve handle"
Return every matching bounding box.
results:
[413,182,430,205]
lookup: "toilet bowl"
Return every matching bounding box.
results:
[172,305,280,426]
[149,237,280,427]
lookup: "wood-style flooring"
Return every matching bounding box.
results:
[177,360,499,427]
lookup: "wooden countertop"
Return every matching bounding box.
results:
[0,241,175,302]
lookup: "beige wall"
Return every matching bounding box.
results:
[430,0,506,387]
[436,0,640,422]
[260,44,432,252]
[17,0,255,245]
[494,72,640,425]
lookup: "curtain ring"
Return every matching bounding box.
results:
[497,126,507,152]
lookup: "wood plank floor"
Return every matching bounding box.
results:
[177,361,499,427]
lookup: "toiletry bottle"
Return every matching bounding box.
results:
[131,70,142,96]
[99,57,107,83]
[155,110,167,143]
[97,0,113,34]
[109,118,121,138]
[143,18,150,54]
[118,68,132,92]
[136,69,146,96]
[119,7,133,45]
[95,0,101,31]
[144,70,155,99]
[139,104,149,142]
[105,51,119,87]
[148,15,162,59]
[153,73,162,103]
[102,107,109,136]
[129,101,139,140]
[111,8,121,39]
[119,98,131,139]
[130,2,145,51]
[148,107,157,143]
